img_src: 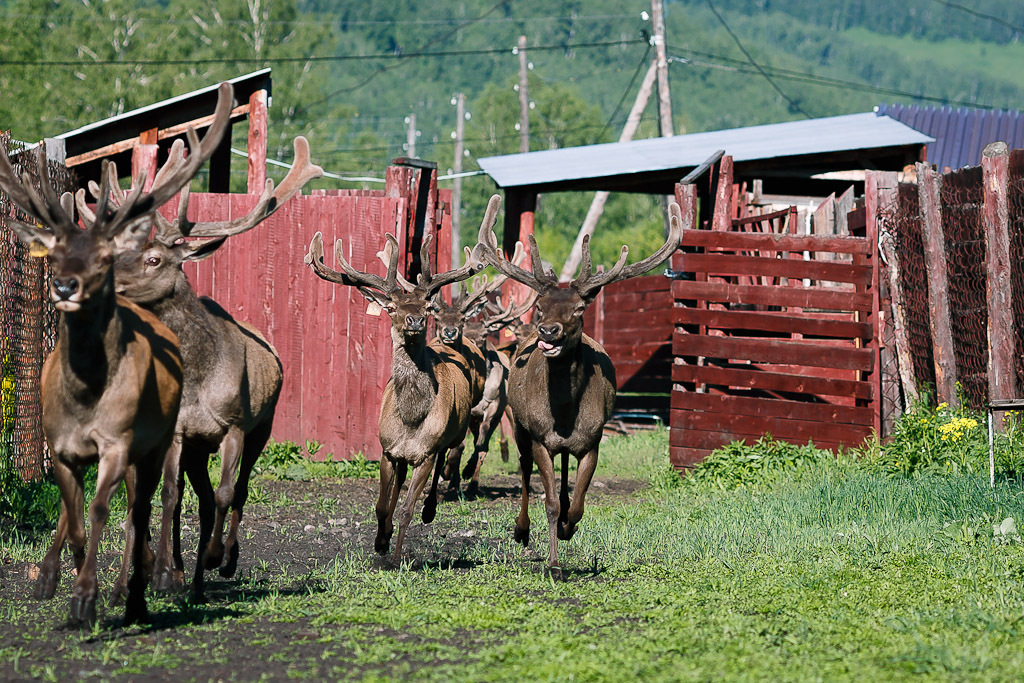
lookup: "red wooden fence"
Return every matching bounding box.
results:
[174,178,452,460]
[669,204,881,470]
[583,275,674,420]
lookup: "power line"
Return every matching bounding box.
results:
[667,46,998,110]
[703,0,813,119]
[0,38,646,68]
[0,12,636,27]
[594,43,652,144]
[922,0,1024,36]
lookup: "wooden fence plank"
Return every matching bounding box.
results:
[670,390,874,426]
[672,280,873,312]
[679,229,871,255]
[674,334,874,371]
[675,308,870,340]
[677,252,872,285]
[672,362,874,400]
[670,410,872,446]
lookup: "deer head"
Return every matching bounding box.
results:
[0,82,235,313]
[473,195,683,358]
[107,136,323,305]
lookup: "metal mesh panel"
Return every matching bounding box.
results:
[0,134,65,479]
[940,165,988,409]
[891,182,937,398]
[1009,149,1024,393]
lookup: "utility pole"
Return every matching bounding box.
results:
[517,35,530,153]
[651,0,674,137]
[405,113,417,158]
[560,61,658,281]
[451,93,466,266]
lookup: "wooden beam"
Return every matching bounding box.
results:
[917,161,958,406]
[246,90,268,194]
[65,103,251,168]
[711,155,734,231]
[131,142,158,192]
[982,141,1016,407]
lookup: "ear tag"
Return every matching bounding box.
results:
[366,301,383,316]
[29,242,49,258]
[174,237,186,246]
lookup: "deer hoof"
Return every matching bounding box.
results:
[122,597,150,627]
[460,460,477,481]
[557,520,577,541]
[189,584,208,605]
[69,594,98,629]
[109,582,128,606]
[151,568,183,593]
[421,501,437,524]
[513,525,529,546]
[219,544,239,579]
[464,481,479,499]
[33,570,58,600]
[545,565,565,582]
[203,543,225,571]
[374,535,391,555]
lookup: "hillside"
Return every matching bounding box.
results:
[1,0,1023,266]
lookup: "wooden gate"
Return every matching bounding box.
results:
[669,189,881,470]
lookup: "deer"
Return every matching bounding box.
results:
[87,130,323,600]
[472,195,684,578]
[304,209,489,562]
[437,269,538,497]
[0,90,239,622]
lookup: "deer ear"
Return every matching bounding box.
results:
[8,222,57,257]
[355,286,391,309]
[180,236,228,262]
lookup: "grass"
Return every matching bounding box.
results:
[7,416,1024,679]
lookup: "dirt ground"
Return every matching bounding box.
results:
[0,474,643,681]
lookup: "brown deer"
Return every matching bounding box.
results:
[90,134,323,600]
[472,196,684,578]
[439,275,538,497]
[0,92,238,622]
[304,215,485,561]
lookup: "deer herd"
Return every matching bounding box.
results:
[0,82,683,627]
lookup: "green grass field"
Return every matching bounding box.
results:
[5,414,1024,680]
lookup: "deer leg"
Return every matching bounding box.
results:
[152,435,184,593]
[34,461,84,601]
[111,468,137,606]
[220,418,272,579]
[557,451,571,539]
[70,444,129,628]
[513,425,534,547]
[531,443,563,579]
[392,457,434,562]
[182,451,215,603]
[443,443,465,493]
[498,406,514,463]
[422,448,447,524]
[560,448,598,542]
[466,400,502,497]
[204,426,244,570]
[375,455,404,555]
[172,461,187,572]
[124,451,162,626]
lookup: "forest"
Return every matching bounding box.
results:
[2,0,1023,265]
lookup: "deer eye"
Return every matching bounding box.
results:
[145,256,161,267]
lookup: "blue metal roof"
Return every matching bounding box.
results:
[478,112,933,189]
[876,103,1024,171]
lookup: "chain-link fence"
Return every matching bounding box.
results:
[1,134,66,480]
[940,165,988,409]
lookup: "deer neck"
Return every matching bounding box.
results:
[541,338,587,403]
[148,274,219,351]
[58,278,122,403]
[390,328,437,426]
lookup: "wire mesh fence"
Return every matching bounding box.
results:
[940,165,988,409]
[1009,149,1024,395]
[0,134,66,480]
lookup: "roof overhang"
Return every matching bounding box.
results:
[478,112,934,195]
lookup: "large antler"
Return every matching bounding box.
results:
[413,233,477,300]
[456,241,525,316]
[0,139,80,246]
[572,201,685,300]
[483,288,539,333]
[304,230,402,306]
[471,194,556,293]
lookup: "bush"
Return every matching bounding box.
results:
[686,435,839,489]
[0,447,61,530]
[255,439,379,480]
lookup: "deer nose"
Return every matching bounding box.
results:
[442,327,458,340]
[52,277,80,300]
[406,315,425,331]
[538,323,562,340]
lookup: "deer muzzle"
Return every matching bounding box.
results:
[51,277,82,311]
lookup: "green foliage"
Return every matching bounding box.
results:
[686,434,841,489]
[255,439,379,481]
[0,448,60,530]
[860,398,989,478]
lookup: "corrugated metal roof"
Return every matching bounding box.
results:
[876,103,1024,171]
[478,112,933,189]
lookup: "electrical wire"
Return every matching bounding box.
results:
[702,0,813,119]
[922,0,1024,36]
[593,43,652,144]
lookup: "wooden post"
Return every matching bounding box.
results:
[880,229,920,407]
[651,0,675,136]
[710,155,734,231]
[502,188,537,314]
[247,89,268,194]
[865,171,893,436]
[917,161,958,407]
[132,127,158,193]
[208,120,232,194]
[451,93,466,267]
[559,60,658,282]
[517,35,530,154]
[982,141,1016,411]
